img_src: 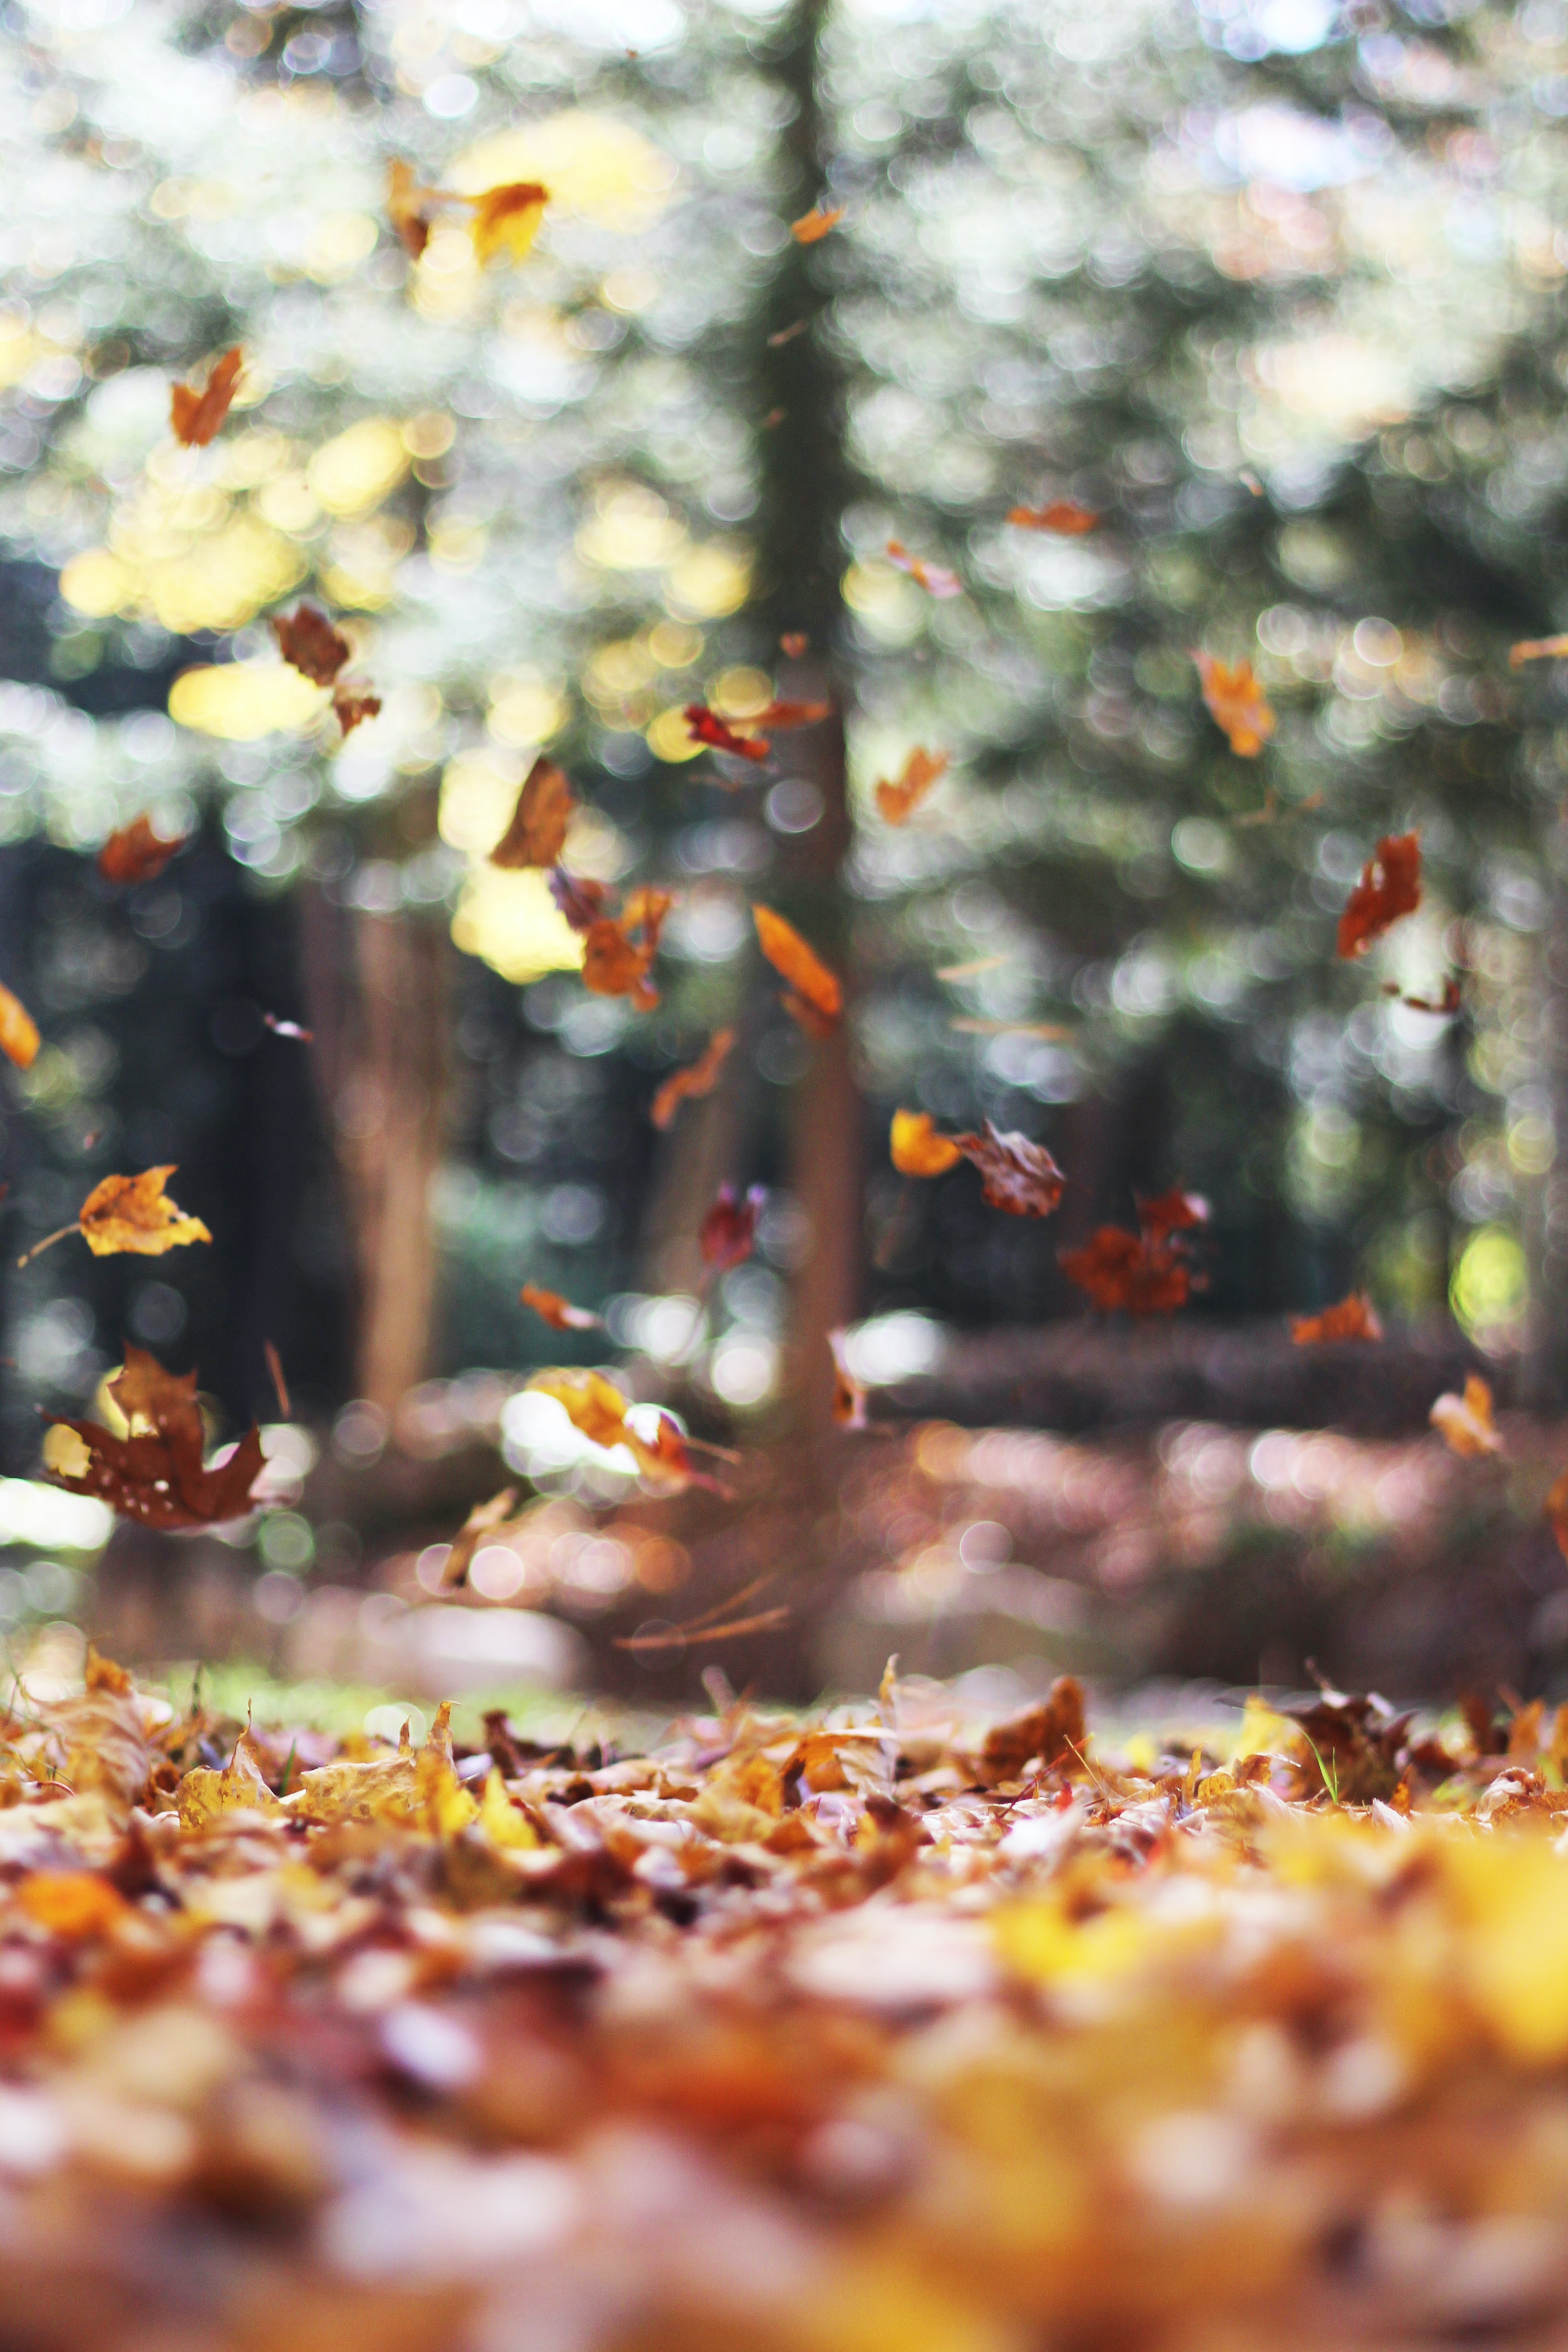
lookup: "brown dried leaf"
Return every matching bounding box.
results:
[952,1121,1064,1217]
[331,688,381,738]
[1338,832,1421,960]
[442,1488,527,1588]
[529,1371,718,1494]
[98,816,186,887]
[388,160,438,258]
[490,756,576,870]
[1291,1293,1383,1346]
[170,346,243,447]
[47,1346,263,1530]
[700,1183,763,1271]
[651,1029,735,1130]
[875,747,948,826]
[272,604,350,686]
[468,180,549,266]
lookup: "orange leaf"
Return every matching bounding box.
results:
[1547,1467,1568,1563]
[272,603,350,686]
[0,981,39,1070]
[331,688,381,738]
[1291,1293,1383,1346]
[1008,501,1098,534]
[779,632,809,659]
[1136,1188,1209,1238]
[490,756,576,870]
[1510,635,1568,667]
[875,747,948,826]
[1431,1373,1502,1459]
[1059,1227,1194,1315]
[1193,652,1275,757]
[388,160,438,258]
[890,1108,963,1178]
[530,1370,718,1494]
[828,1330,869,1430]
[550,870,612,932]
[18,1873,128,1940]
[520,1283,602,1332]
[791,204,844,244]
[755,698,832,730]
[48,1347,263,1530]
[583,918,659,1011]
[886,540,961,598]
[686,705,770,761]
[952,1121,1065,1217]
[98,815,186,887]
[77,1167,211,1260]
[468,180,549,266]
[651,1029,735,1130]
[170,346,243,447]
[752,904,843,1027]
[1337,832,1421,960]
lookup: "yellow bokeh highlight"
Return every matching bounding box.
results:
[1446,1836,1568,2062]
[302,211,378,283]
[59,470,306,636]
[306,418,410,517]
[666,542,750,619]
[439,752,521,857]
[578,480,688,572]
[647,706,703,763]
[0,319,39,391]
[319,515,414,610]
[712,666,772,717]
[487,674,566,750]
[1451,1224,1527,1341]
[451,865,585,985]
[168,662,326,740]
[448,111,677,234]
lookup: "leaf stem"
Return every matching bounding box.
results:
[15,1224,77,1269]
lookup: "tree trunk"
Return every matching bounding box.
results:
[298,891,451,1414]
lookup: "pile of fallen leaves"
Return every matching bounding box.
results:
[6,1653,1568,2348]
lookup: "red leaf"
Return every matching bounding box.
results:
[685,705,771,762]
[1337,832,1421,960]
[700,1183,764,1272]
[98,816,186,887]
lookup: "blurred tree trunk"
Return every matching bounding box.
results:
[298,891,451,1414]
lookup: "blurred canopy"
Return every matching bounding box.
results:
[0,0,1566,1464]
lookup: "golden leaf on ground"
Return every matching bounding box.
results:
[1292,1293,1383,1346]
[170,347,243,447]
[875,748,948,826]
[272,604,350,686]
[490,756,576,870]
[520,1283,602,1332]
[178,1725,287,1829]
[1193,652,1276,756]
[890,1109,963,1178]
[791,204,845,243]
[753,904,843,1028]
[47,1347,263,1530]
[468,180,549,265]
[78,1167,211,1259]
[98,816,187,887]
[0,980,39,1068]
[651,1029,735,1129]
[34,1648,158,1823]
[1431,1373,1503,1459]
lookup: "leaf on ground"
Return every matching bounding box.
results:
[520,1283,602,1332]
[1338,832,1421,959]
[178,1725,287,1829]
[0,980,40,1069]
[651,1029,735,1129]
[1431,1372,1503,1458]
[98,816,187,887]
[1292,1293,1383,1345]
[272,604,350,686]
[1193,652,1275,756]
[890,1109,964,1178]
[46,1346,263,1530]
[875,747,948,825]
[753,904,843,1028]
[490,756,576,869]
[170,346,243,447]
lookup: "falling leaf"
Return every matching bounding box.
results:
[1382,977,1460,1015]
[388,159,438,258]
[98,816,187,887]
[951,1121,1065,1218]
[331,688,381,737]
[1510,635,1568,667]
[272,603,350,686]
[1431,1373,1503,1459]
[700,1182,764,1272]
[550,869,612,932]
[0,982,39,1070]
[686,705,771,762]
[828,1330,869,1430]
[875,747,948,826]
[651,1029,735,1130]
[890,1109,964,1178]
[1060,1226,1195,1315]
[76,1167,210,1261]
[753,904,843,1029]
[1193,652,1276,757]
[1291,1293,1384,1346]
[467,180,550,266]
[886,540,961,598]
[263,1013,313,1042]
[442,1487,526,1588]
[47,1346,264,1530]
[1337,832,1421,960]
[1007,502,1098,534]
[1136,1188,1210,1238]
[530,1370,718,1494]
[520,1283,602,1332]
[779,632,809,658]
[581,889,671,1014]
[1547,1468,1568,1563]
[791,204,845,243]
[755,698,832,730]
[490,757,576,870]
[170,346,243,448]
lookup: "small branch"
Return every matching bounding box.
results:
[15,1224,77,1269]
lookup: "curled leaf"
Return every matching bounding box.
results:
[98,815,186,887]
[467,180,549,266]
[0,981,39,1070]
[47,1347,263,1530]
[651,1029,735,1130]
[272,603,350,686]
[791,204,844,243]
[951,1121,1064,1218]
[1008,502,1098,534]
[1194,652,1275,757]
[490,756,576,870]
[170,346,243,448]
[686,705,770,762]
[1338,832,1421,960]
[520,1283,602,1332]
[752,904,842,1029]
[1291,1293,1384,1346]
[828,1330,869,1430]
[530,1370,718,1494]
[700,1182,764,1272]
[179,1725,287,1829]
[875,747,948,826]
[890,1109,963,1178]
[886,540,961,599]
[1431,1373,1502,1459]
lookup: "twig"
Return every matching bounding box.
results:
[16,1224,76,1269]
